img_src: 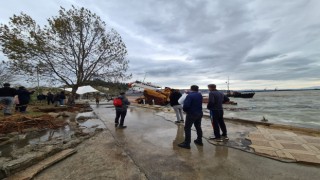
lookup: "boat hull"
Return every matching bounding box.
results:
[227,92,255,98]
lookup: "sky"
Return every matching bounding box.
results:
[0,0,320,90]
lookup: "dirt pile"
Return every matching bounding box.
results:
[0,114,67,134]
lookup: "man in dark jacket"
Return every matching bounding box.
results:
[207,84,230,142]
[115,92,131,129]
[0,83,17,115]
[169,89,184,123]
[17,86,34,113]
[178,85,203,149]
[47,92,54,105]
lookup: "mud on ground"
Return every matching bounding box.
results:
[0,103,104,179]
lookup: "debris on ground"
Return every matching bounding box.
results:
[0,103,105,179]
[0,115,67,134]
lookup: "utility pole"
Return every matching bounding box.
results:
[36,65,40,94]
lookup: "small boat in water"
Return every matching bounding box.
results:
[225,77,255,98]
[227,91,255,98]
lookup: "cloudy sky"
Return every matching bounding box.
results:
[1,0,320,89]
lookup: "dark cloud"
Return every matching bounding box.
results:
[1,0,320,89]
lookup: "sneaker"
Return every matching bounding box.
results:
[4,113,12,116]
[222,135,229,140]
[194,139,203,146]
[115,123,119,127]
[209,137,223,142]
[117,126,127,129]
[180,120,184,123]
[175,121,181,124]
[178,142,191,149]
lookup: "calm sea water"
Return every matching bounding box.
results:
[205,90,320,129]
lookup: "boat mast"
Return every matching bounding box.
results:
[226,76,230,91]
[143,72,147,83]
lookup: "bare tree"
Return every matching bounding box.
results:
[0,6,130,99]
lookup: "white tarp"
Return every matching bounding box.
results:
[65,86,99,95]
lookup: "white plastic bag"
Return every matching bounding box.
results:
[178,93,188,106]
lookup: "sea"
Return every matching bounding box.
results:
[204,90,320,129]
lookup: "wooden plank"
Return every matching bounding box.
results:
[7,149,77,180]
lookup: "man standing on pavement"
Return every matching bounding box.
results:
[169,89,184,124]
[207,84,230,142]
[114,92,130,129]
[178,85,203,149]
[0,83,17,115]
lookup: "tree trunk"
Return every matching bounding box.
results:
[68,85,78,106]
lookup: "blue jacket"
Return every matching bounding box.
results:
[183,92,203,115]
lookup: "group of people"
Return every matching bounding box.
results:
[46,91,66,106]
[170,84,230,149]
[0,82,69,116]
[0,83,35,115]
[112,84,230,149]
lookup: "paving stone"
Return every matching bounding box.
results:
[301,137,320,144]
[311,144,320,151]
[251,140,273,148]
[275,150,295,160]
[290,153,320,164]
[283,131,297,136]
[279,143,308,151]
[292,136,308,144]
[283,149,315,155]
[267,129,287,135]
[308,145,320,153]
[253,148,277,157]
[249,145,275,151]
[301,144,317,153]
[273,135,296,142]
[269,141,284,149]
[248,133,265,140]
[247,125,320,164]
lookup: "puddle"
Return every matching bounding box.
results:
[0,125,73,157]
[76,112,98,119]
[0,110,106,158]
[78,119,106,133]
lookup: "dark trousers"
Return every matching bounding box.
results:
[18,103,28,112]
[47,99,54,105]
[115,110,127,126]
[184,113,203,145]
[211,110,227,138]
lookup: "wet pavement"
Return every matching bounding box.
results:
[35,104,320,180]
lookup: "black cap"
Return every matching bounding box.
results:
[120,92,125,95]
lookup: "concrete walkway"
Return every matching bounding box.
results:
[35,105,320,180]
[138,104,320,164]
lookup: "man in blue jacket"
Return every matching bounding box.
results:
[178,85,203,149]
[207,84,230,142]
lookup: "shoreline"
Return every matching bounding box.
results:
[133,103,320,135]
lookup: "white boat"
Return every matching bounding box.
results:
[128,80,162,93]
